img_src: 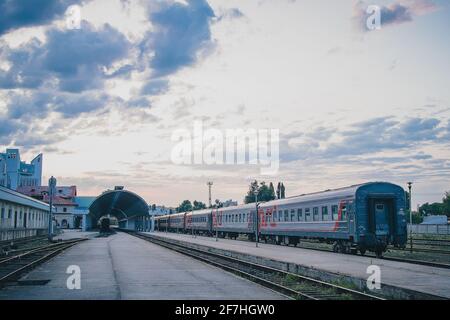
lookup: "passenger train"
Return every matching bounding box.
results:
[155,182,408,257]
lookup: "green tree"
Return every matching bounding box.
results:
[443,191,450,217]
[177,200,193,212]
[269,182,275,199]
[244,180,276,204]
[276,182,281,199]
[408,211,423,224]
[214,199,224,208]
[244,180,259,204]
[419,202,444,216]
[193,200,207,211]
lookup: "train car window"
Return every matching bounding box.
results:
[273,211,277,221]
[305,208,310,221]
[297,208,303,221]
[290,209,295,221]
[278,210,282,221]
[322,206,328,220]
[0,207,4,219]
[284,210,289,221]
[313,207,319,221]
[341,206,347,220]
[376,204,384,210]
[332,205,338,220]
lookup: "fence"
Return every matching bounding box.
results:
[408,224,450,235]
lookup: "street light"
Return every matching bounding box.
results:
[254,190,259,248]
[207,182,213,208]
[407,182,413,253]
[48,176,56,241]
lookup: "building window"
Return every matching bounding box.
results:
[332,205,338,221]
[313,207,319,221]
[63,207,67,213]
[322,206,328,220]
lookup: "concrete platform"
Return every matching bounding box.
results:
[147,232,450,299]
[54,229,98,240]
[0,232,287,300]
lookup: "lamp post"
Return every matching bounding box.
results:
[207,182,213,208]
[48,176,56,241]
[215,208,219,242]
[407,182,413,253]
[254,191,259,248]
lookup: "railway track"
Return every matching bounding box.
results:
[126,231,383,300]
[0,238,86,287]
[217,235,450,269]
[0,235,48,250]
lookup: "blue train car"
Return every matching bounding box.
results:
[258,182,407,256]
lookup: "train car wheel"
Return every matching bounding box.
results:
[332,242,339,253]
[375,250,383,258]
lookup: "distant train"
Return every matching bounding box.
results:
[155,182,408,257]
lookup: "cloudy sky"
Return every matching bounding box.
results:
[1,0,449,208]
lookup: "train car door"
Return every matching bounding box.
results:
[368,199,394,236]
[347,201,355,235]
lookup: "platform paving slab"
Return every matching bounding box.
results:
[0,232,287,300]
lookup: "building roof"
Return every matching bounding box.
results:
[17,185,78,206]
[0,185,50,211]
[74,196,97,209]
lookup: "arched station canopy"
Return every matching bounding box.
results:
[89,189,149,222]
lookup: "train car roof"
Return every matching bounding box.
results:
[186,208,213,216]
[215,203,256,212]
[260,182,399,207]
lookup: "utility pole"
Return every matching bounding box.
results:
[48,176,56,241]
[207,181,213,208]
[254,190,259,247]
[407,182,413,253]
[215,208,218,242]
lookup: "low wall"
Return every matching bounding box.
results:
[0,228,47,241]
[408,224,450,235]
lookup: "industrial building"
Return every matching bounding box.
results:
[0,149,42,190]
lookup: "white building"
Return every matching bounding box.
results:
[0,185,50,240]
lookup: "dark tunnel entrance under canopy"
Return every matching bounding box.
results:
[89,189,149,225]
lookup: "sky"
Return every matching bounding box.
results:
[0,0,449,208]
